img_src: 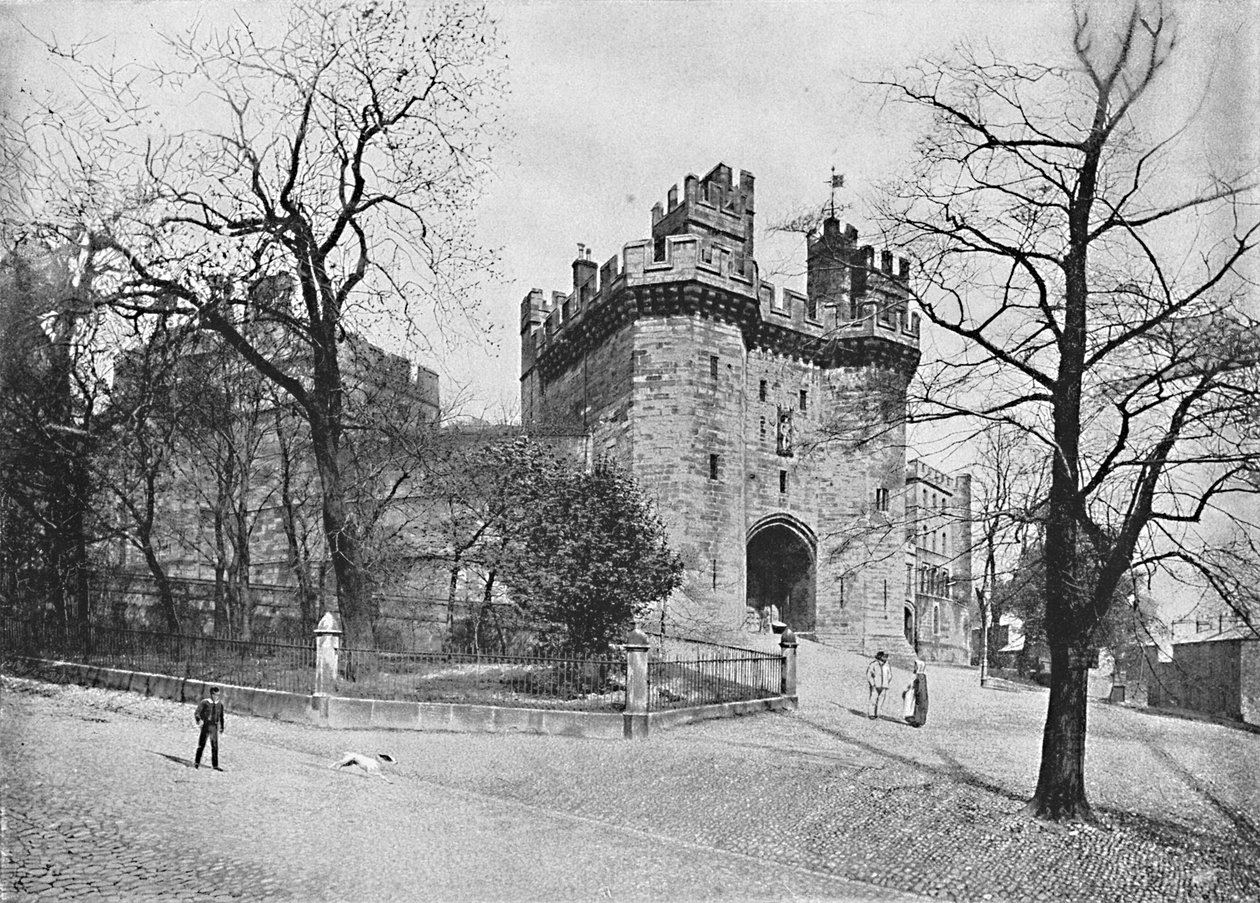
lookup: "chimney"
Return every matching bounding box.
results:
[573,243,598,297]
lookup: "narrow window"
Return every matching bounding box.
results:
[653,237,667,262]
[759,417,766,441]
[709,454,720,481]
[779,470,787,493]
[875,487,889,512]
[711,558,718,590]
[709,354,719,379]
[759,379,767,402]
[799,389,808,413]
[933,604,941,635]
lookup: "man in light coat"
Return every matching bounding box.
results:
[866,651,892,719]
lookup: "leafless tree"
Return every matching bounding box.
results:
[872,1,1259,820]
[970,424,1046,685]
[4,0,505,649]
[97,316,199,633]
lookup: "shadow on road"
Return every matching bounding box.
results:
[151,751,196,768]
[804,708,1027,804]
[839,704,912,726]
[1140,737,1260,849]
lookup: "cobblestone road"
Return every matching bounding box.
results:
[2,642,1257,902]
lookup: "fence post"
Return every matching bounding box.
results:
[313,612,342,718]
[624,628,650,739]
[780,628,798,703]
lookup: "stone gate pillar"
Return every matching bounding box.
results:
[314,612,342,698]
[780,628,798,702]
[624,628,650,739]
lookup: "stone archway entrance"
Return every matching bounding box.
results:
[746,516,816,633]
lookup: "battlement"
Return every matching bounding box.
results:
[520,166,922,377]
[651,162,755,263]
[907,459,962,495]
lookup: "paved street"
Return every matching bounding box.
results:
[2,642,1258,901]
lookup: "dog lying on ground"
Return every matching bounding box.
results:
[328,752,396,782]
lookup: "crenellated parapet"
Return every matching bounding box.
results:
[520,166,922,383]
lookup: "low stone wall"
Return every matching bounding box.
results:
[11,658,795,739]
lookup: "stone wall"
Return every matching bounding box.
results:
[630,315,748,633]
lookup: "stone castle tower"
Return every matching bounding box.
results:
[520,163,921,654]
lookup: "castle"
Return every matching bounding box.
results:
[521,163,972,661]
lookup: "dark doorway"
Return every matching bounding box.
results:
[904,605,916,648]
[746,522,815,632]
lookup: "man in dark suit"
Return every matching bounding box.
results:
[194,686,226,771]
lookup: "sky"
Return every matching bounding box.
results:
[3,0,1258,615]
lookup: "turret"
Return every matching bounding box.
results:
[651,163,755,276]
[806,216,857,322]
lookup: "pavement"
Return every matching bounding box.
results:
[2,641,1258,902]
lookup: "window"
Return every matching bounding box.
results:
[709,454,720,481]
[653,237,667,262]
[932,604,941,635]
[875,487,890,512]
[712,558,718,590]
[799,389,808,413]
[759,379,767,402]
[759,417,766,441]
[779,470,787,493]
[709,355,719,379]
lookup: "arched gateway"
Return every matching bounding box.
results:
[746,515,816,633]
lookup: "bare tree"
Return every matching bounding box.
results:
[4,1,505,649]
[873,2,1260,820]
[98,317,198,633]
[970,425,1046,685]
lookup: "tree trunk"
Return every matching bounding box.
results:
[1026,644,1093,821]
[311,428,373,651]
[212,504,230,636]
[275,416,317,637]
[978,597,991,687]
[1030,187,1091,817]
[474,569,495,656]
[141,542,180,634]
[447,561,461,640]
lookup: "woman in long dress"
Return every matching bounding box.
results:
[904,660,929,727]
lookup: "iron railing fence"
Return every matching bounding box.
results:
[0,616,315,694]
[647,637,784,711]
[2,617,790,714]
[334,645,626,711]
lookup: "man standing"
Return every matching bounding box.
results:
[866,651,892,719]
[194,686,226,771]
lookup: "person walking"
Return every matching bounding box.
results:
[866,651,892,719]
[194,686,226,771]
[904,659,929,728]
